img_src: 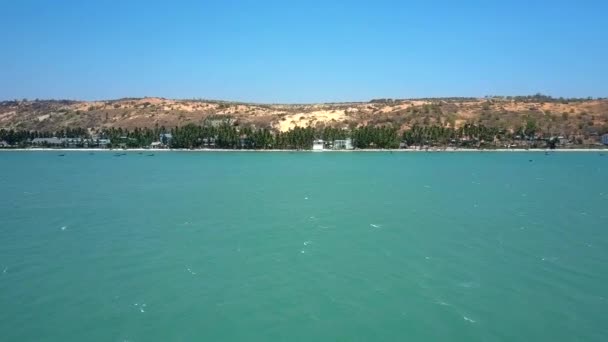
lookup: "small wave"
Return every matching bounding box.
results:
[2,267,7,274]
[60,226,67,231]
[304,197,309,200]
[434,300,450,306]
[301,250,306,254]
[463,316,476,323]
[458,281,479,289]
[187,267,197,275]
[370,224,381,228]
[303,241,311,246]
[541,257,558,262]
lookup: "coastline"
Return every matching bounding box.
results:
[0,148,606,152]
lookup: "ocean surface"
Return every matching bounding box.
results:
[1,151,607,341]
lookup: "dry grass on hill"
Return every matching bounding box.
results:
[1,97,607,138]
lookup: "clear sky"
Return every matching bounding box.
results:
[1,0,607,103]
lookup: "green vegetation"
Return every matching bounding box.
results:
[2,121,603,150]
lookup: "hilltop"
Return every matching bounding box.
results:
[1,95,607,141]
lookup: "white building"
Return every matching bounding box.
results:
[312,139,324,151]
[333,138,353,150]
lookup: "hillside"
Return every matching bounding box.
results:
[1,96,607,140]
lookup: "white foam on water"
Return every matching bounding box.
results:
[425,256,431,260]
[60,226,67,231]
[187,268,197,275]
[370,224,381,228]
[301,250,306,254]
[458,281,479,289]
[140,308,145,313]
[303,241,311,246]
[2,267,7,274]
[463,316,476,323]
[304,197,309,200]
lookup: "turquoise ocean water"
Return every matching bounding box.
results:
[1,151,607,341]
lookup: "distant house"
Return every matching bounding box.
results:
[160,133,173,145]
[333,138,353,150]
[202,137,216,147]
[31,137,64,146]
[239,137,250,149]
[602,134,608,145]
[150,141,162,148]
[97,139,111,147]
[312,139,324,151]
[64,138,84,147]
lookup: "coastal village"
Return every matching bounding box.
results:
[1,95,608,150]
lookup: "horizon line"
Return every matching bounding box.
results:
[1,93,606,105]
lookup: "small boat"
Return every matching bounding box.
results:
[147,154,155,157]
[58,154,65,157]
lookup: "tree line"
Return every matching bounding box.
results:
[0,121,596,149]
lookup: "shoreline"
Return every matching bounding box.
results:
[0,148,606,153]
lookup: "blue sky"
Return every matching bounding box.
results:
[1,0,607,103]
